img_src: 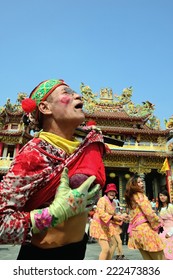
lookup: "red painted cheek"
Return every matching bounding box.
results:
[60,96,71,105]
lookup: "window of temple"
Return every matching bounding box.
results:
[11,124,18,130]
[2,145,15,159]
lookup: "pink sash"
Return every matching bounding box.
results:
[128,213,148,237]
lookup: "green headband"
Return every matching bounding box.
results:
[22,79,68,113]
[30,79,68,105]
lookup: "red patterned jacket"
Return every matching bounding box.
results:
[0,129,106,244]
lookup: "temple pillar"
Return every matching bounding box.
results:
[15,143,20,156]
[0,142,3,157]
[119,174,123,204]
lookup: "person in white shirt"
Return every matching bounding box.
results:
[150,198,156,211]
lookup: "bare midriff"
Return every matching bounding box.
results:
[31,212,87,249]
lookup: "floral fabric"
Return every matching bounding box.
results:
[0,129,105,244]
[89,195,116,241]
[158,203,173,259]
[128,192,165,252]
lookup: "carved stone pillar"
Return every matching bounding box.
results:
[119,174,123,204]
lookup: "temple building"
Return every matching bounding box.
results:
[80,83,173,204]
[0,86,173,204]
[0,94,32,180]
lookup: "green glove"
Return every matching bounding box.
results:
[30,167,99,233]
[86,184,100,208]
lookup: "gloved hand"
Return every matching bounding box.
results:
[86,184,100,208]
[30,167,100,233]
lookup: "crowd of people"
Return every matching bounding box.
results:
[0,78,173,260]
[88,177,173,260]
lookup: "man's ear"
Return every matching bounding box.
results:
[38,101,52,115]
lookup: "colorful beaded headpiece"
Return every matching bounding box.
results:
[22,79,68,114]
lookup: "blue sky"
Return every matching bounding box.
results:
[0,0,173,128]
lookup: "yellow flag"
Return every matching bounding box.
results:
[160,158,170,172]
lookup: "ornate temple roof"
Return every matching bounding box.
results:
[80,83,173,137]
[107,149,172,158]
[98,125,171,136]
[0,93,32,144]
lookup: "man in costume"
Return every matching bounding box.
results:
[0,79,106,260]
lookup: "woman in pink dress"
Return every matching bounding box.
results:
[125,175,165,260]
[157,189,173,260]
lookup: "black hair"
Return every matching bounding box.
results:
[157,188,170,212]
[22,114,30,126]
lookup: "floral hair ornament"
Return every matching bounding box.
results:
[21,79,69,114]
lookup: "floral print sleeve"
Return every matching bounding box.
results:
[97,197,114,224]
[159,204,173,237]
[167,204,173,236]
[133,193,162,230]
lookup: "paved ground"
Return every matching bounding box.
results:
[85,242,143,260]
[0,242,142,260]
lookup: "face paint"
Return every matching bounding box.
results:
[60,95,71,105]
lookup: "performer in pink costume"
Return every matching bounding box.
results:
[125,175,165,260]
[158,188,173,260]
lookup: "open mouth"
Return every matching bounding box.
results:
[75,103,83,109]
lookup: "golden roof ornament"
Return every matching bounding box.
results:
[80,83,161,130]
